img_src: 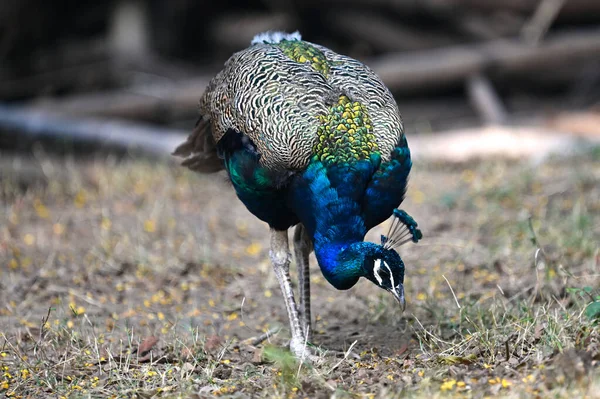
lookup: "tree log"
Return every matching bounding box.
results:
[0,104,187,156]
[369,28,600,91]
[301,0,600,17]
[30,76,211,122]
[26,28,600,121]
[3,103,596,163]
[441,0,600,16]
[466,74,507,125]
[327,10,456,52]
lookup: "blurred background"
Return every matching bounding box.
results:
[1,0,600,155]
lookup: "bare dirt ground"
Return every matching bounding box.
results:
[0,145,599,398]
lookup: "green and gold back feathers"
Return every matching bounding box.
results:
[176,31,403,172]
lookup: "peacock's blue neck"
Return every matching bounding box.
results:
[288,155,381,289]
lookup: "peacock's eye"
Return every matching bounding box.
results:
[373,259,395,287]
[379,267,390,278]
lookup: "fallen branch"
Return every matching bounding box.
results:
[521,0,566,45]
[443,0,600,15]
[2,104,597,163]
[0,61,116,101]
[299,0,600,17]
[0,46,199,101]
[466,74,507,125]
[369,27,600,91]
[234,327,282,348]
[30,76,211,121]
[328,10,456,52]
[27,28,600,122]
[0,104,186,156]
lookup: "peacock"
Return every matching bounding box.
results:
[174,31,422,359]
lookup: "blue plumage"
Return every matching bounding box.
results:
[363,135,412,229]
[219,131,415,290]
[291,156,370,289]
[219,129,298,230]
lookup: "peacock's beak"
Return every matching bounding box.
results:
[390,283,406,312]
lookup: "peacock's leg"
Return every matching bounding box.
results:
[293,224,312,341]
[270,228,310,359]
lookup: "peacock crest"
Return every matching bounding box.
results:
[314,95,379,165]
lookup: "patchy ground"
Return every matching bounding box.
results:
[0,145,599,398]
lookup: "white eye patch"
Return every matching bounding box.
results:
[373,259,383,285]
[373,259,394,287]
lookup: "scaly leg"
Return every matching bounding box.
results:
[293,224,312,341]
[270,228,310,359]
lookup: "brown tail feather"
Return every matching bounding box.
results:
[173,116,223,173]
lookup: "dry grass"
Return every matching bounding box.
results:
[0,145,599,398]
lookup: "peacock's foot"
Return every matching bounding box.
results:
[289,336,319,363]
[287,338,359,363]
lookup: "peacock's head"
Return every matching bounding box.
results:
[363,246,406,310]
[362,209,422,311]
